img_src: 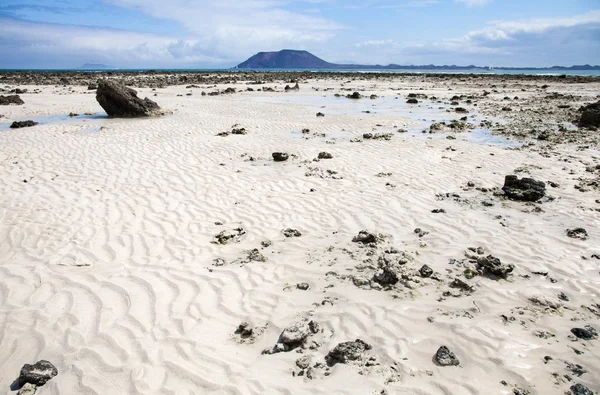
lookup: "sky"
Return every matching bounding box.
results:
[0,0,599,69]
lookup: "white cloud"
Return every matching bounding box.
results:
[347,10,600,66]
[456,0,492,6]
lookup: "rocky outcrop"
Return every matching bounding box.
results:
[0,95,24,105]
[502,175,546,202]
[579,101,600,128]
[96,79,165,117]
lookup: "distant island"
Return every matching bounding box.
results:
[78,63,115,70]
[236,49,600,71]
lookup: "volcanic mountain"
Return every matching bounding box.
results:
[236,50,334,69]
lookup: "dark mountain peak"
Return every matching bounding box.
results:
[236,50,334,69]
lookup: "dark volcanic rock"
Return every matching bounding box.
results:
[566,228,588,240]
[502,175,546,202]
[326,339,372,365]
[435,346,460,366]
[0,95,24,105]
[10,120,38,128]
[318,152,333,159]
[373,266,399,286]
[570,383,594,395]
[18,360,58,387]
[571,326,598,340]
[347,91,361,99]
[419,264,433,278]
[96,79,164,117]
[283,228,302,237]
[406,98,419,104]
[272,152,289,162]
[476,255,514,278]
[579,101,600,128]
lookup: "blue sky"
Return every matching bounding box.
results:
[0,0,599,68]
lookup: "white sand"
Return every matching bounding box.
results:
[0,79,599,395]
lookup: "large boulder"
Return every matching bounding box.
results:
[96,79,164,117]
[326,339,372,365]
[579,101,600,128]
[502,175,546,202]
[0,95,24,105]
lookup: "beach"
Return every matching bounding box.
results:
[0,73,599,395]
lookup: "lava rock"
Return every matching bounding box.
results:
[420,264,433,278]
[272,152,289,162]
[96,79,164,117]
[571,327,598,340]
[318,152,333,159]
[347,91,361,99]
[279,320,311,346]
[476,255,514,278]
[566,228,588,240]
[373,266,399,286]
[502,175,546,202]
[10,120,38,129]
[579,101,600,128]
[316,112,325,117]
[570,383,594,395]
[283,228,302,237]
[0,95,24,105]
[406,98,419,104]
[326,339,372,364]
[435,346,460,366]
[352,230,379,244]
[296,283,310,290]
[18,360,58,387]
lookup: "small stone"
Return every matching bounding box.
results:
[236,322,253,338]
[283,228,302,237]
[316,112,325,117]
[558,292,570,302]
[17,383,37,395]
[566,228,588,240]
[10,120,38,129]
[18,360,58,387]
[476,255,514,279]
[431,209,446,214]
[318,152,333,159]
[326,339,372,364]
[513,388,530,395]
[373,266,399,286]
[420,264,433,278]
[570,383,594,395]
[571,327,598,340]
[280,320,311,346]
[272,152,290,162]
[435,346,460,366]
[296,355,312,370]
[297,283,310,290]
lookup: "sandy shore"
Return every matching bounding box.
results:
[0,74,599,395]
